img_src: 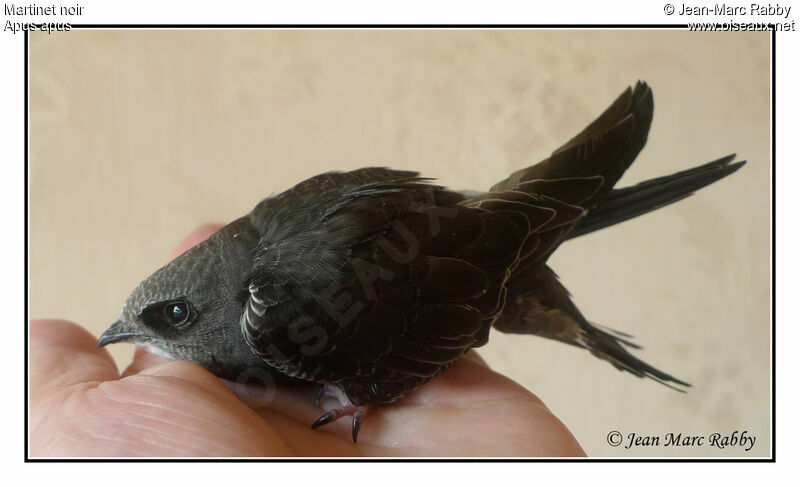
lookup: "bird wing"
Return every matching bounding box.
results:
[238,168,585,403]
[238,82,657,404]
[495,81,655,290]
[491,80,654,209]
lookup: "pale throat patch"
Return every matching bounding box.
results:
[140,341,178,361]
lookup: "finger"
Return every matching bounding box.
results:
[33,358,296,456]
[400,351,543,408]
[122,346,170,377]
[461,349,490,368]
[29,319,120,397]
[170,223,224,260]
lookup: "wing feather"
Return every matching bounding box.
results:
[239,82,661,405]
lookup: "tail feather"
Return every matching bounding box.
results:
[582,325,691,392]
[494,266,691,392]
[486,82,740,393]
[568,154,746,239]
[590,321,642,349]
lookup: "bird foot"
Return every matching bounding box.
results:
[311,384,371,442]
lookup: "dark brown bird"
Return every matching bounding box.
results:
[99,81,744,442]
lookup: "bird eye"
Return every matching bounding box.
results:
[163,300,191,326]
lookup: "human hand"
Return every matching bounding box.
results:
[29,224,585,457]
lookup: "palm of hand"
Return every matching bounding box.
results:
[29,226,584,457]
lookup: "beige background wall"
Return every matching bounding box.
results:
[29,30,770,457]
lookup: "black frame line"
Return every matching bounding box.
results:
[23,24,777,463]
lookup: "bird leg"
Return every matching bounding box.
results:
[311,384,371,442]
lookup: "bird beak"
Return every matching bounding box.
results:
[97,320,142,347]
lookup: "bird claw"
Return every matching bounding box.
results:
[311,405,370,442]
[310,385,371,442]
[311,407,345,429]
[314,384,326,407]
[351,407,367,442]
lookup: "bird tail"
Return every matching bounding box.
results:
[579,321,692,392]
[567,154,746,239]
[494,266,691,391]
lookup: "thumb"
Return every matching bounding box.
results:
[170,223,224,260]
[30,319,119,397]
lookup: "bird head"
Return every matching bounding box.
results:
[98,218,268,380]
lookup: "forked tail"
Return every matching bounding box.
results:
[568,154,745,239]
